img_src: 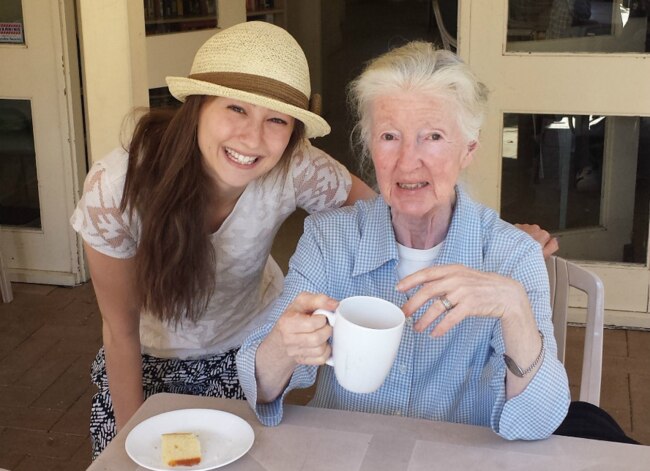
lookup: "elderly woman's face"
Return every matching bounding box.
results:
[369,92,476,220]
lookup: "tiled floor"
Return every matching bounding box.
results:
[0,282,102,470]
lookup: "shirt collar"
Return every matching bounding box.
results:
[352,187,484,276]
[352,196,399,277]
[437,186,484,270]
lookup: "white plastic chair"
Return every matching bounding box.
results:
[546,255,604,406]
[0,249,13,303]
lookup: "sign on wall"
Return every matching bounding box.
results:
[0,22,24,44]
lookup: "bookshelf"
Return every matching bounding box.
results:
[144,0,218,35]
[246,0,286,28]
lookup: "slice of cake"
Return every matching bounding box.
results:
[161,432,202,467]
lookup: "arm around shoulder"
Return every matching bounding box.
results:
[515,223,559,259]
[344,174,376,206]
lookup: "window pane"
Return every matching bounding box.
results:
[0,99,40,229]
[506,0,649,53]
[0,0,25,45]
[500,113,649,263]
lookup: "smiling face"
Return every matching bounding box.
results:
[197,97,295,197]
[370,91,477,230]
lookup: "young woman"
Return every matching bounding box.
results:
[71,21,374,458]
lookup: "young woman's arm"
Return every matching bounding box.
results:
[344,174,376,205]
[514,223,559,259]
[84,243,143,431]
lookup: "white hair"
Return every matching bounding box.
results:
[347,41,489,181]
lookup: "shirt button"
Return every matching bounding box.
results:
[394,410,402,416]
[405,317,414,326]
[399,364,408,373]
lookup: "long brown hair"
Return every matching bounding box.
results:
[121,96,304,324]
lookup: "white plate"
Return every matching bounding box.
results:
[125,408,255,471]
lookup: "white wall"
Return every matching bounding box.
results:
[146,0,246,89]
[76,0,149,163]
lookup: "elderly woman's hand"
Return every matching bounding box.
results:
[255,292,337,403]
[396,264,532,337]
[268,292,336,366]
[515,223,559,259]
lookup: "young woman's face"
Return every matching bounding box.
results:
[369,91,476,221]
[197,97,295,195]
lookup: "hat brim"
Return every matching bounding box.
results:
[166,76,331,139]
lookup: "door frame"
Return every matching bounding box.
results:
[459,0,650,327]
[0,0,86,286]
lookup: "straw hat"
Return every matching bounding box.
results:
[166,21,330,138]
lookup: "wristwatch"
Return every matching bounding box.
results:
[503,331,545,378]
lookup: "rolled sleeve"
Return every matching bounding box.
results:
[497,353,571,439]
[490,243,571,439]
[236,327,318,426]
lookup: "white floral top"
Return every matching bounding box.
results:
[70,142,352,359]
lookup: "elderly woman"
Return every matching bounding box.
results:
[236,41,570,440]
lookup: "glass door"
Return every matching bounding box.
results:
[0,0,85,285]
[461,0,650,327]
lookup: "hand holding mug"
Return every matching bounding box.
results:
[271,293,405,394]
[271,292,337,366]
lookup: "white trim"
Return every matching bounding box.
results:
[569,307,650,330]
[7,267,82,286]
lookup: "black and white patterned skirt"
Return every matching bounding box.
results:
[89,346,245,459]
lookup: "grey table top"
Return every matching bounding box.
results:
[88,392,650,470]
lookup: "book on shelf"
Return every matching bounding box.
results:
[144,0,216,20]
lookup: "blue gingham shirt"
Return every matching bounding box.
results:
[236,188,570,440]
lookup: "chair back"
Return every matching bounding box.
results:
[546,255,604,405]
[0,250,13,303]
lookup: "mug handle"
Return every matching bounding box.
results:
[313,309,335,366]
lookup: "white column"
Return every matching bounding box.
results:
[76,0,149,164]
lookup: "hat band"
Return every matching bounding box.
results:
[189,72,309,110]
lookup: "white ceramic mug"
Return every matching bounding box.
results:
[314,296,405,394]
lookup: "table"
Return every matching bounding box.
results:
[88,392,650,470]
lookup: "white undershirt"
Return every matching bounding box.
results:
[396,242,442,280]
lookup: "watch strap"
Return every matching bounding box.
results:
[503,330,545,378]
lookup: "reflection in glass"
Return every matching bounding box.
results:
[500,113,649,263]
[0,0,25,44]
[507,0,649,53]
[144,0,217,36]
[0,100,41,229]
